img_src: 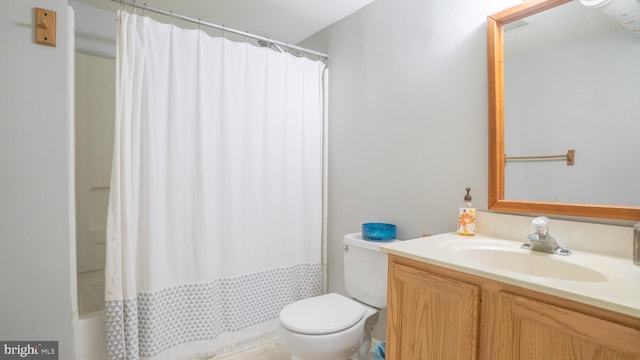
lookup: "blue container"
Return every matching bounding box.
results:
[373,342,386,360]
[362,223,396,241]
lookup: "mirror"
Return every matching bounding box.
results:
[487,0,640,221]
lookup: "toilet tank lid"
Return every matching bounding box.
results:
[343,233,401,251]
[279,293,366,335]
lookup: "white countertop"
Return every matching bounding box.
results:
[381,232,640,318]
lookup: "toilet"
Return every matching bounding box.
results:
[278,233,398,360]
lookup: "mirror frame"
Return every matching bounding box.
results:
[487,0,640,221]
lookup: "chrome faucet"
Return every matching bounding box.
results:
[521,216,571,256]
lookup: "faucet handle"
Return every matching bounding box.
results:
[530,216,550,235]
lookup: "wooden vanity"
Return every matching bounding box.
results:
[382,235,640,360]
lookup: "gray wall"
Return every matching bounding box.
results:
[301,0,521,295]
[0,0,75,358]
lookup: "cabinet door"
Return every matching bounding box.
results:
[495,292,640,360]
[387,262,480,360]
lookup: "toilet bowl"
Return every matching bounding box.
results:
[278,233,397,360]
[278,293,379,360]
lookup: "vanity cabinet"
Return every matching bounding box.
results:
[386,254,640,360]
[495,293,640,359]
[386,262,480,359]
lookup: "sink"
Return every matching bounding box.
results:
[445,241,608,283]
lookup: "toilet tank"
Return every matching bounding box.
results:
[343,233,398,309]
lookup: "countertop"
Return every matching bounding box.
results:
[381,232,640,318]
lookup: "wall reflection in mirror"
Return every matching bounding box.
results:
[502,0,640,207]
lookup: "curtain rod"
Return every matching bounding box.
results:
[110,0,329,59]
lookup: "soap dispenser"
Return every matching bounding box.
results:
[457,187,476,236]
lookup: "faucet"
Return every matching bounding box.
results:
[521,216,571,256]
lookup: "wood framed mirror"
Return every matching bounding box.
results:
[487,0,640,221]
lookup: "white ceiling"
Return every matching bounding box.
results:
[504,0,628,58]
[73,0,375,44]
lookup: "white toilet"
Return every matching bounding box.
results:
[278,233,398,360]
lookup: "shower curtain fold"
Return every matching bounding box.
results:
[105,11,325,360]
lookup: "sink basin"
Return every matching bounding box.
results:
[446,241,608,283]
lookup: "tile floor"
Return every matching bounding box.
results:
[215,341,290,360]
[215,340,376,359]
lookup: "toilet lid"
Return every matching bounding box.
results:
[279,293,366,335]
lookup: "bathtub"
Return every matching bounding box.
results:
[76,270,108,360]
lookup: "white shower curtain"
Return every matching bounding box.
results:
[105,11,326,360]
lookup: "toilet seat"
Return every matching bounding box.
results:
[279,293,366,335]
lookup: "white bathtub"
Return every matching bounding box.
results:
[76,270,108,360]
[78,269,104,314]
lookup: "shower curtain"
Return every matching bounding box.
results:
[105,11,326,360]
